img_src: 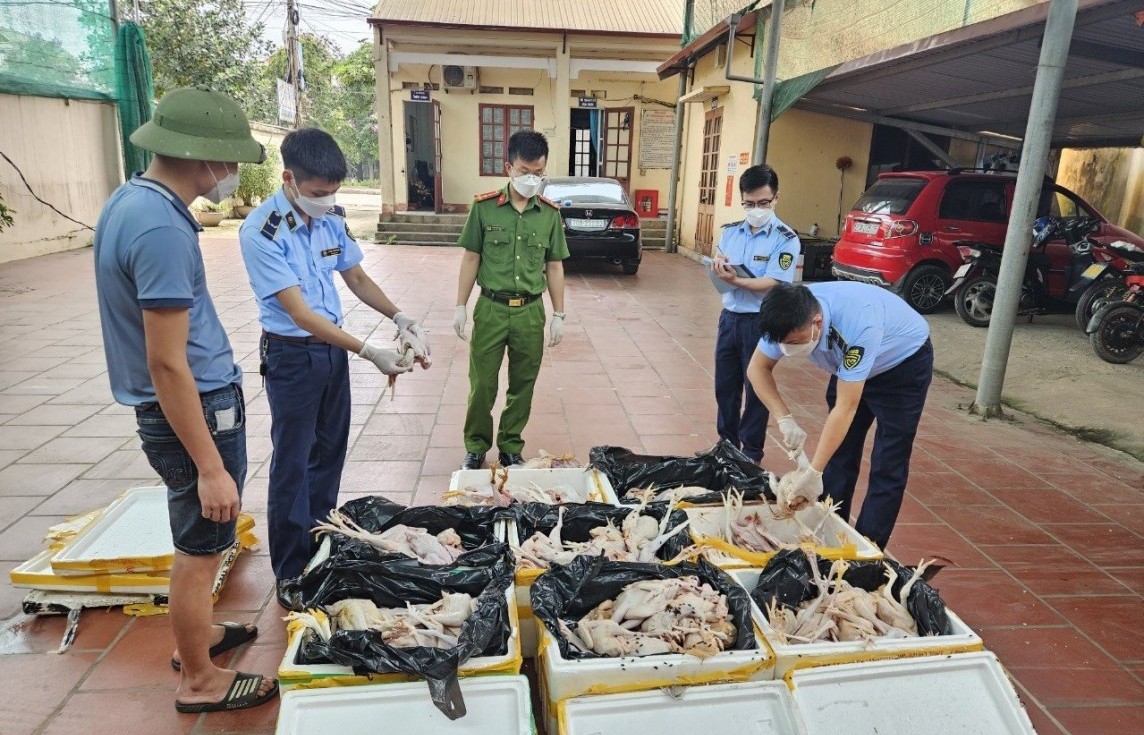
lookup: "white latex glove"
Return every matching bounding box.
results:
[393,311,421,337]
[548,313,564,348]
[775,465,824,514]
[393,312,431,364]
[453,305,468,341]
[359,341,414,376]
[777,414,807,455]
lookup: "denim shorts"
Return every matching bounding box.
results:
[135,383,247,555]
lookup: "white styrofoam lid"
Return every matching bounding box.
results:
[275,676,533,735]
[561,681,806,735]
[53,486,172,563]
[789,652,1036,735]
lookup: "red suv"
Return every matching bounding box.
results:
[831,170,1144,313]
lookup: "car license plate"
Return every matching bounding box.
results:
[1081,263,1107,279]
[853,221,879,235]
[567,218,608,231]
[954,264,972,279]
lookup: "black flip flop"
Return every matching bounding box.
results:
[171,622,258,672]
[174,671,279,714]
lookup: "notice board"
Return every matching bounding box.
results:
[639,108,677,169]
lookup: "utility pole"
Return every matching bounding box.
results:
[972,0,1077,416]
[752,0,785,165]
[286,0,303,128]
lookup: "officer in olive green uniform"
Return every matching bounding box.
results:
[454,130,569,469]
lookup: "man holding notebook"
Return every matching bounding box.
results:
[708,164,800,463]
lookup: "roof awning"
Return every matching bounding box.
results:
[794,0,1144,149]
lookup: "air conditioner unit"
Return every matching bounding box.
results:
[442,65,478,90]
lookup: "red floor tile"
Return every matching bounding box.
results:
[1103,566,1144,595]
[937,505,1056,545]
[1039,522,1143,566]
[930,569,1066,629]
[0,608,127,654]
[895,496,940,524]
[982,626,1125,669]
[953,459,1047,489]
[905,471,1000,506]
[350,432,430,462]
[40,687,196,735]
[1051,705,1144,735]
[0,652,99,735]
[885,523,997,569]
[80,617,176,690]
[1042,473,1142,505]
[213,554,275,613]
[1018,699,1068,735]
[1012,664,1144,707]
[1093,503,1144,536]
[987,486,1112,524]
[1047,596,1144,663]
[981,545,1130,597]
[360,412,437,436]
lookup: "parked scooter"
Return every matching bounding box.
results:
[1086,262,1144,364]
[1072,238,1144,331]
[948,217,1096,328]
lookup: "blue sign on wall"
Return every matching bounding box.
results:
[411,89,430,101]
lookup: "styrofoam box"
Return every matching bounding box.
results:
[278,583,522,691]
[687,503,882,569]
[494,519,541,658]
[789,652,1037,734]
[275,675,534,735]
[559,680,807,735]
[50,486,173,575]
[448,468,620,506]
[731,569,983,678]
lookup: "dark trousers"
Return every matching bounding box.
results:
[264,339,351,579]
[714,309,769,462]
[823,339,933,549]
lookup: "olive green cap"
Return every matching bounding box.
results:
[130,86,265,163]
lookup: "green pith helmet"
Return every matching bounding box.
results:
[130,86,265,163]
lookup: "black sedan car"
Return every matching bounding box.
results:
[540,177,642,275]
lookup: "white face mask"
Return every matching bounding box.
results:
[744,207,775,228]
[290,180,337,219]
[779,323,820,358]
[511,173,544,199]
[204,163,238,204]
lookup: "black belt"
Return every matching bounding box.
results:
[262,330,328,345]
[480,288,541,307]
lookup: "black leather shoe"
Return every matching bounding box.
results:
[498,452,524,467]
[461,452,485,470]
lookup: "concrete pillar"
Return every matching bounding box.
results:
[374,26,396,215]
[551,41,571,177]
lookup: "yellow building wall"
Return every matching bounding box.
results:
[0,94,122,264]
[386,64,679,211]
[1058,147,1144,238]
[675,49,873,253]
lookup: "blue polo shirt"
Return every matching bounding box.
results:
[238,189,364,336]
[758,282,930,382]
[93,176,242,406]
[716,215,800,313]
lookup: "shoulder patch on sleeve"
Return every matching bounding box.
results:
[776,224,796,240]
[330,204,346,217]
[538,195,561,209]
[778,252,794,270]
[474,190,500,202]
[259,211,282,240]
[722,220,743,228]
[843,346,865,371]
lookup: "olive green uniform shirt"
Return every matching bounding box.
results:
[458,185,570,295]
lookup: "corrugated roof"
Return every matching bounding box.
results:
[371,0,686,36]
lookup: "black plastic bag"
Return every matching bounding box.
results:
[290,543,515,719]
[531,552,758,660]
[589,440,775,504]
[326,495,501,550]
[751,548,951,636]
[509,501,692,564]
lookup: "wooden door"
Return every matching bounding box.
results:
[601,106,634,193]
[432,100,443,213]
[696,107,723,255]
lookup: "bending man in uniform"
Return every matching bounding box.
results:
[94,87,277,712]
[709,165,799,463]
[238,128,427,603]
[748,282,933,548]
[454,130,570,470]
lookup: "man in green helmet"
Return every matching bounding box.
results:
[94,86,278,713]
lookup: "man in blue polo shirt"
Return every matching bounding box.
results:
[709,165,800,462]
[239,128,428,602]
[94,87,277,713]
[747,282,933,548]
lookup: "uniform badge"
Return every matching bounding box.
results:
[843,346,865,371]
[752,254,768,262]
[778,252,794,270]
[321,248,342,257]
[284,211,298,230]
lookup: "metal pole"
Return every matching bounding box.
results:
[664,68,689,253]
[286,0,303,128]
[753,0,785,165]
[972,0,1077,417]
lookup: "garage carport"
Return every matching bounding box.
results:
[786,0,1144,413]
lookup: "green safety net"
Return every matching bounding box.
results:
[0,0,117,100]
[683,0,760,45]
[114,22,154,176]
[755,64,839,120]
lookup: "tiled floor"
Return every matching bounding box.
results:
[0,240,1141,734]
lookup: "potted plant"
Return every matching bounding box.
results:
[233,145,280,218]
[192,199,226,227]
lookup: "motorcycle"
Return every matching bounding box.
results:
[1086,262,1144,364]
[948,216,1095,328]
[1072,237,1144,331]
